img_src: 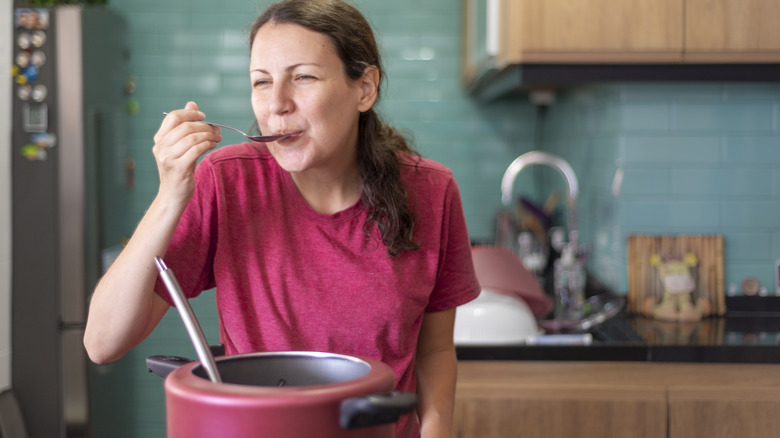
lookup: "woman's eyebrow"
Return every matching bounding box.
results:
[250,63,322,74]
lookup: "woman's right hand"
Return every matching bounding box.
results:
[153,101,222,208]
[83,101,221,364]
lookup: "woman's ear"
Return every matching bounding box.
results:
[357,66,379,112]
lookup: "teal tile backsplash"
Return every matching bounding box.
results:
[87,0,780,436]
[620,135,722,163]
[675,102,775,132]
[672,168,773,196]
[620,168,670,195]
[724,135,780,163]
[543,83,780,298]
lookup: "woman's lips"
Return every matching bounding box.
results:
[272,130,303,142]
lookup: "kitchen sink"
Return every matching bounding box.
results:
[538,293,625,334]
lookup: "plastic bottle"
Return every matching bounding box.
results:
[553,244,585,320]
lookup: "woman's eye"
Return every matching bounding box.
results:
[296,74,316,81]
[253,79,270,87]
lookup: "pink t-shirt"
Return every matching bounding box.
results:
[155,143,480,437]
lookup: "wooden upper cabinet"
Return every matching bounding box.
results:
[498,0,685,65]
[462,0,780,92]
[685,0,780,62]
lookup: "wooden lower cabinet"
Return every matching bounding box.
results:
[454,385,666,437]
[454,361,780,438]
[670,387,780,438]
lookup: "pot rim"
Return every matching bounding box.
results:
[164,351,396,402]
[212,350,372,364]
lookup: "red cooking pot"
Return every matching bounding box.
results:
[147,351,417,438]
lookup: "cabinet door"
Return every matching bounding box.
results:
[454,384,667,438]
[463,0,498,84]
[669,387,780,438]
[500,0,684,64]
[685,0,780,62]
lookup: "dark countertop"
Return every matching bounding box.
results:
[456,296,780,364]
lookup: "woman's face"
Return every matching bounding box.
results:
[249,23,377,176]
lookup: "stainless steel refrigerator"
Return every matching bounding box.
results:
[11,5,134,437]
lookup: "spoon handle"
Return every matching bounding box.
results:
[200,121,247,136]
[162,112,288,142]
[155,256,222,383]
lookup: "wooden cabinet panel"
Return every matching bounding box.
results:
[462,0,780,94]
[455,362,780,438]
[685,0,780,62]
[455,384,667,438]
[500,0,684,64]
[669,387,780,438]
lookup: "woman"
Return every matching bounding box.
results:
[83,1,480,436]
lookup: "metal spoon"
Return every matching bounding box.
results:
[162,112,290,142]
[154,256,222,383]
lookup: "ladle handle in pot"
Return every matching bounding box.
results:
[155,256,222,383]
[339,391,417,429]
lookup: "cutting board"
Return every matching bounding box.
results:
[627,235,725,316]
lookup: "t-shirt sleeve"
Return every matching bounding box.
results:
[153,158,219,306]
[425,176,481,313]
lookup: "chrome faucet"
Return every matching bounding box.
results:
[500,151,579,252]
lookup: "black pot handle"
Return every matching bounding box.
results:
[146,355,192,378]
[147,345,225,379]
[339,391,417,429]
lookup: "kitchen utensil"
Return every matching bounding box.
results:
[154,256,222,383]
[162,112,290,142]
[519,197,551,231]
[146,351,417,438]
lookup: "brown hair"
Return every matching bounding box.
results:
[250,0,420,256]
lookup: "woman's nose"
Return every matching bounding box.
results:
[268,82,294,115]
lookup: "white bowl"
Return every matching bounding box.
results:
[454,289,540,346]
